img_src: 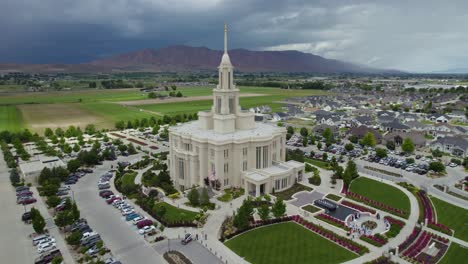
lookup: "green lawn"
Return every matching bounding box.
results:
[350,177,410,212]
[325,194,342,202]
[439,243,468,264]
[302,205,322,213]
[431,197,468,242]
[273,183,312,201]
[0,106,23,131]
[225,222,357,264]
[81,102,158,122]
[154,202,198,223]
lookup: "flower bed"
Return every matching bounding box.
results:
[292,215,369,255]
[128,138,148,146]
[341,200,376,214]
[344,191,409,219]
[401,231,449,262]
[364,256,398,264]
[417,190,453,236]
[315,213,350,231]
[110,132,126,138]
[360,234,388,247]
[398,226,421,252]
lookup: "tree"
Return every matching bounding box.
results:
[360,132,376,147]
[85,124,96,135]
[322,152,328,161]
[258,204,270,221]
[343,160,359,187]
[187,188,200,206]
[66,231,82,246]
[54,211,73,228]
[302,137,308,147]
[349,135,358,144]
[233,198,254,229]
[200,187,210,206]
[429,161,445,173]
[401,138,415,153]
[46,196,61,208]
[344,143,354,152]
[286,126,294,134]
[31,208,46,233]
[127,143,137,154]
[9,168,20,186]
[44,128,54,138]
[73,143,80,153]
[118,144,128,152]
[71,202,80,221]
[176,91,183,97]
[54,127,64,137]
[375,148,387,158]
[317,142,322,150]
[386,140,395,150]
[67,159,81,173]
[300,127,308,137]
[115,121,125,130]
[322,128,334,144]
[271,198,286,218]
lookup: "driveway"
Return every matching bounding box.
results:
[73,157,165,264]
[153,239,222,264]
[289,191,325,207]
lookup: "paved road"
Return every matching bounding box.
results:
[73,156,165,264]
[153,239,222,264]
[0,151,37,263]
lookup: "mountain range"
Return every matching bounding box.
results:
[0,45,397,74]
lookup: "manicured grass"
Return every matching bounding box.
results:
[439,243,468,264]
[349,177,410,212]
[0,105,23,131]
[305,158,332,170]
[431,197,468,242]
[325,194,342,202]
[154,202,198,223]
[273,183,312,201]
[302,204,322,213]
[225,222,357,264]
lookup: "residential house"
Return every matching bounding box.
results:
[348,126,382,144]
[381,119,410,132]
[383,131,426,148]
[431,136,468,157]
[427,113,450,123]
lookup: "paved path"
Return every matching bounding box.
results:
[153,239,222,264]
[0,151,37,263]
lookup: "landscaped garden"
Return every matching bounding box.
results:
[217,188,245,202]
[431,196,468,241]
[302,204,321,213]
[346,177,410,218]
[225,222,358,264]
[153,202,199,224]
[325,193,342,202]
[273,183,312,201]
[439,243,468,264]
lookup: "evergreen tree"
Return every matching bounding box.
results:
[199,187,210,206]
[271,198,286,218]
[258,204,270,221]
[401,138,415,153]
[187,188,200,206]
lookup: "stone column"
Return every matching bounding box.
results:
[255,184,260,197]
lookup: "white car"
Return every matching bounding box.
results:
[138,225,156,235]
[122,209,134,216]
[37,242,56,253]
[35,238,56,247]
[132,216,145,225]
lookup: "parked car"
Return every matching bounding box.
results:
[122,209,135,216]
[34,249,61,264]
[36,238,56,248]
[125,213,140,221]
[181,233,192,245]
[98,183,110,190]
[99,190,113,197]
[87,245,99,256]
[18,197,37,205]
[16,190,33,197]
[22,211,32,222]
[37,242,56,254]
[138,225,156,235]
[136,219,153,229]
[132,216,145,225]
[32,235,52,246]
[15,186,30,192]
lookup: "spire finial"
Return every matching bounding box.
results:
[224,23,228,54]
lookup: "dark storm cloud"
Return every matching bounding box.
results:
[1,0,467,72]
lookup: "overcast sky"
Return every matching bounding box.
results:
[1,0,467,72]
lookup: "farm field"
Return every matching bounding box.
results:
[0,86,330,132]
[431,197,468,242]
[18,103,111,132]
[225,222,357,264]
[349,177,410,212]
[0,105,23,131]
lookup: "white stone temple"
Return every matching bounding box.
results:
[168,25,304,196]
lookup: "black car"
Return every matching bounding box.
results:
[15,186,30,192]
[22,211,31,222]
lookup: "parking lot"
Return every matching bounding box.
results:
[73,157,165,264]
[0,153,37,263]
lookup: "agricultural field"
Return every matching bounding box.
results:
[349,177,410,212]
[225,222,357,264]
[0,86,330,132]
[431,197,468,242]
[18,103,111,132]
[0,105,23,131]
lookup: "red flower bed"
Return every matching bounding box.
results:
[341,200,376,214]
[360,234,387,247]
[344,191,408,219]
[110,132,126,139]
[149,145,159,150]
[402,230,449,261]
[398,227,421,252]
[128,138,148,146]
[315,213,350,231]
[292,215,369,255]
[384,216,405,228]
[417,191,453,235]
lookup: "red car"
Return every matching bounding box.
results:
[19,197,37,205]
[99,190,113,198]
[106,196,121,204]
[136,219,153,229]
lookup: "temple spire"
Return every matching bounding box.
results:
[224,23,228,54]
